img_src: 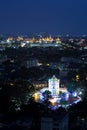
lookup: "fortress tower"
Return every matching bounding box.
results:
[48,75,60,95]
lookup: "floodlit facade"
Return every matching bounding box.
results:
[48,75,60,95]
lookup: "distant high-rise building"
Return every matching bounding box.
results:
[22,58,38,68]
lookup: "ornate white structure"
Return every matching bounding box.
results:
[48,75,60,95]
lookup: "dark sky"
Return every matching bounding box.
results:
[0,0,87,35]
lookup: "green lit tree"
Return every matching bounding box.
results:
[67,81,77,93]
[42,90,52,99]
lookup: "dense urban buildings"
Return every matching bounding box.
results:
[0,34,87,129]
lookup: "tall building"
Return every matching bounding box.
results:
[41,118,53,130]
[41,109,69,130]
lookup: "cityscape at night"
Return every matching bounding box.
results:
[0,34,87,130]
[0,0,87,130]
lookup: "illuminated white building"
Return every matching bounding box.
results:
[48,75,60,95]
[48,75,67,95]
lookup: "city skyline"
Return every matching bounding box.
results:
[0,0,87,35]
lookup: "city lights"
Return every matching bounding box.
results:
[33,75,82,109]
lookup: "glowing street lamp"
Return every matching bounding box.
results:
[33,93,39,102]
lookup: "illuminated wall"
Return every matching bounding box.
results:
[48,75,60,95]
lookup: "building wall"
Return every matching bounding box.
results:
[59,114,69,130]
[22,59,38,68]
[33,81,47,90]
[48,75,60,95]
[41,114,69,130]
[41,117,53,130]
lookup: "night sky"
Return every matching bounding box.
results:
[0,0,87,36]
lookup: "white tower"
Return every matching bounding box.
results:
[48,75,60,95]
